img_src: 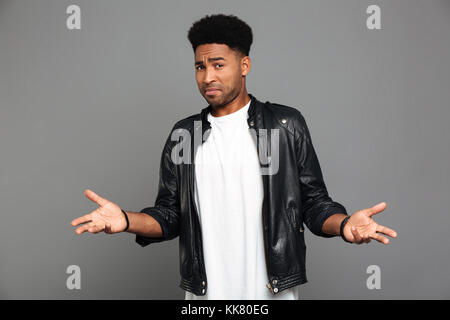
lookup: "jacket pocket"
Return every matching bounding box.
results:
[287,206,306,250]
[287,206,299,231]
[288,206,305,232]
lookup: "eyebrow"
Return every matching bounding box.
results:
[195,57,226,65]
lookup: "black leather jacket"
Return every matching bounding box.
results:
[135,93,348,296]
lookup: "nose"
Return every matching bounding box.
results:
[203,66,216,84]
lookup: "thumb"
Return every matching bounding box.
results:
[84,189,109,207]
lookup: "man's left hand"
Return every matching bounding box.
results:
[343,202,397,245]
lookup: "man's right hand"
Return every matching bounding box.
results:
[71,189,128,235]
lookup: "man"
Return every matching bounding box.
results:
[71,14,397,300]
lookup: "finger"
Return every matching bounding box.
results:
[88,221,106,234]
[84,189,108,207]
[71,213,92,227]
[370,233,390,245]
[360,231,369,243]
[366,202,387,218]
[351,227,363,244]
[376,224,398,238]
[74,221,96,235]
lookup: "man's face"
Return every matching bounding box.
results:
[194,43,249,107]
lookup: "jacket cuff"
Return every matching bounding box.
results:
[135,207,168,247]
[314,204,348,238]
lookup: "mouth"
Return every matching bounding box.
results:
[205,88,221,96]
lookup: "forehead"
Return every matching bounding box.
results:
[194,43,236,60]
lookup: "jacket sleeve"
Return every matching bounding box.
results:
[135,126,181,247]
[294,111,348,238]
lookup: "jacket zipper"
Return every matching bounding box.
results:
[190,125,207,294]
[252,121,273,293]
[262,172,273,292]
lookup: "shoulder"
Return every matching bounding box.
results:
[263,100,308,136]
[171,112,201,131]
[157,112,201,150]
[265,101,303,118]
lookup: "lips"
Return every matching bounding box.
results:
[205,88,221,95]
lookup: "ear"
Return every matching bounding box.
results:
[240,56,251,76]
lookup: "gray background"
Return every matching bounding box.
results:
[0,0,449,299]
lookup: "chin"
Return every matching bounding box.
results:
[204,94,222,104]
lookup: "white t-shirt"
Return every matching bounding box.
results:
[184,99,301,300]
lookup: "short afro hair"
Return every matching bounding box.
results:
[187,14,253,57]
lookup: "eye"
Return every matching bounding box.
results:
[215,64,224,68]
[196,65,205,71]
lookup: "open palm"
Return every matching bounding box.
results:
[343,202,397,244]
[71,189,127,234]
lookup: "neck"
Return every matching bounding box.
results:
[210,89,251,117]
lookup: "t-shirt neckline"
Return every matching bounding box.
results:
[208,99,251,124]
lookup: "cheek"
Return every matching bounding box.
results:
[229,70,242,88]
[232,65,242,81]
[223,69,240,85]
